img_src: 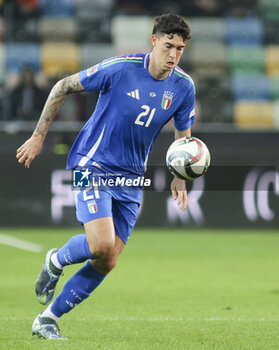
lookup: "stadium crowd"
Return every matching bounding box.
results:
[1,0,279,129]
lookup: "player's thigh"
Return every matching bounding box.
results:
[75,188,115,257]
[84,217,116,258]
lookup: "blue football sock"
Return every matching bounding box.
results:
[56,234,94,267]
[50,261,106,318]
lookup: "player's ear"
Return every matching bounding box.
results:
[151,34,158,48]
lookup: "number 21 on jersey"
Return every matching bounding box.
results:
[134,105,156,128]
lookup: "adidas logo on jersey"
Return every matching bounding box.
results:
[127,89,140,100]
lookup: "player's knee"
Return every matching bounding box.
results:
[89,254,118,275]
[91,240,115,259]
[99,257,118,274]
[85,218,116,258]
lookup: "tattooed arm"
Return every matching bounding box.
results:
[16,73,84,168]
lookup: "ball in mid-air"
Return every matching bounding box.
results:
[166,137,211,180]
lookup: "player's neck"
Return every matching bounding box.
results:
[148,52,170,80]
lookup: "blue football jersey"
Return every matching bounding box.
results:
[67,53,196,176]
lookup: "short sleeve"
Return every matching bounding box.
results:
[173,82,196,131]
[79,62,110,92]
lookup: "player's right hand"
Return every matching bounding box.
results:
[170,176,188,211]
[16,134,43,168]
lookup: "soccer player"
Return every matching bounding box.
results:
[16,13,195,339]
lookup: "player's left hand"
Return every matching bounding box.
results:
[171,176,188,211]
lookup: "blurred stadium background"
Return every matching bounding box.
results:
[0,0,278,228]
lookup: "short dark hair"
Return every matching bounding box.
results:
[152,13,191,42]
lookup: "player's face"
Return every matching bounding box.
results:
[152,33,185,72]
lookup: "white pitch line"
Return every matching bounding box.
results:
[75,316,279,322]
[1,316,279,322]
[0,233,42,253]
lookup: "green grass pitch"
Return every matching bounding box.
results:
[1,228,279,350]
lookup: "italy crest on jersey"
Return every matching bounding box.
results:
[161,91,173,110]
[87,199,98,214]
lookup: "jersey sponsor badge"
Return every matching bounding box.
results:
[86,64,98,76]
[161,91,173,110]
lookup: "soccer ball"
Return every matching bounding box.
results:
[166,137,211,180]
